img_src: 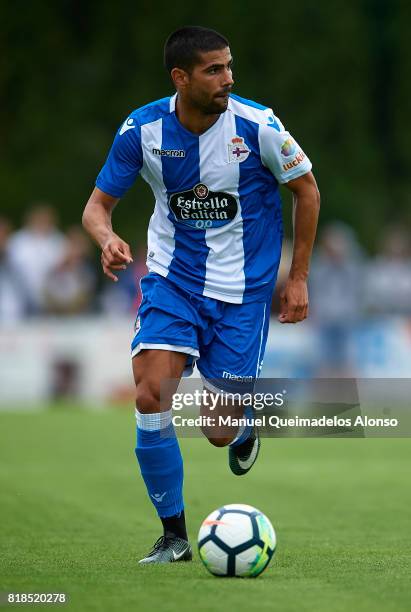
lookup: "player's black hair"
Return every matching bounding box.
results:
[164,26,229,74]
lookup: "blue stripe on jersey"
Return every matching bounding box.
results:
[132,96,171,126]
[96,125,143,198]
[160,113,209,293]
[96,97,172,198]
[235,115,283,301]
[230,93,269,111]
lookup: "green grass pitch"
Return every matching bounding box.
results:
[1,408,410,611]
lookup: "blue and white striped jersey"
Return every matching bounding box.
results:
[96,93,312,304]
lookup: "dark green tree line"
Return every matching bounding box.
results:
[1,0,410,250]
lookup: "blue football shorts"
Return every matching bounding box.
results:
[131,272,272,393]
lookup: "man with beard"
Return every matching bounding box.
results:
[82,26,320,564]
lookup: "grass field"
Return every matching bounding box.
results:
[1,408,410,611]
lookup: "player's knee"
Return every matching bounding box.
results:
[135,383,161,414]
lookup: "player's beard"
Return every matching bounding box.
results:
[208,95,230,114]
[190,88,231,115]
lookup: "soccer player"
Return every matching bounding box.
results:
[82,26,320,564]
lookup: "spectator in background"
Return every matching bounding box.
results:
[43,226,97,315]
[8,204,66,314]
[0,217,30,322]
[309,222,364,375]
[365,225,411,315]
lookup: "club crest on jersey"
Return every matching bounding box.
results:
[227,136,250,163]
[169,183,238,230]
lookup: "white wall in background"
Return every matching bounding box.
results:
[1,316,410,406]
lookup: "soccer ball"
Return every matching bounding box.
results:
[197,504,276,577]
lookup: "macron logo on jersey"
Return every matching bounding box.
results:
[152,147,185,158]
[119,118,136,135]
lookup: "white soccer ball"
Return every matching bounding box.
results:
[197,504,276,577]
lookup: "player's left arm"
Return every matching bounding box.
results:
[280,171,320,324]
[258,116,320,323]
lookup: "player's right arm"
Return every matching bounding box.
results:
[82,188,133,282]
[82,114,143,281]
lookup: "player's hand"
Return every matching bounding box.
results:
[278,277,308,324]
[101,234,133,282]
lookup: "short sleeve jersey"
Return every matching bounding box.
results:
[96,93,312,303]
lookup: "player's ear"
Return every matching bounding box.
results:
[171,67,189,89]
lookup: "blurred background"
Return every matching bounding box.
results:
[1,0,411,406]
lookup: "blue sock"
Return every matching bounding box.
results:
[230,406,254,447]
[135,409,184,518]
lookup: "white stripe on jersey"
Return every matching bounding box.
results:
[141,118,176,273]
[228,97,274,125]
[169,93,177,113]
[199,111,245,303]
